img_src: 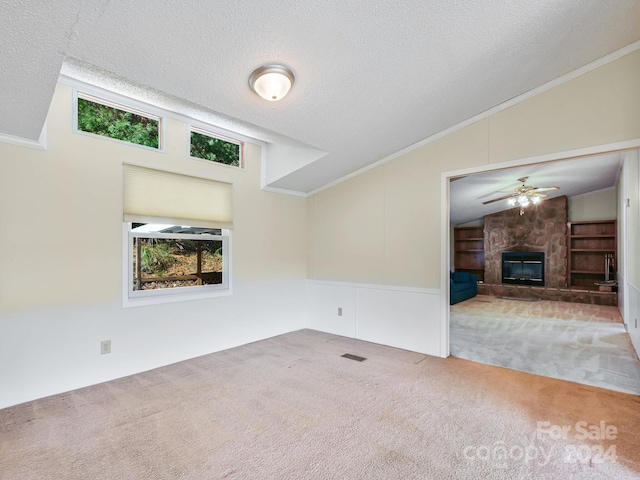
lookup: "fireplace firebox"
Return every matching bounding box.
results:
[502,252,545,286]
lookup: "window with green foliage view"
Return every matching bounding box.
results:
[77,95,160,148]
[190,129,242,167]
[128,223,229,300]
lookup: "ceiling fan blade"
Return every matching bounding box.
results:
[482,193,517,205]
[530,186,559,193]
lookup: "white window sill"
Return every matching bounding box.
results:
[123,286,232,308]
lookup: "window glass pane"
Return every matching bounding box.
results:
[131,223,225,294]
[132,223,222,235]
[190,130,241,167]
[132,236,223,291]
[78,96,160,148]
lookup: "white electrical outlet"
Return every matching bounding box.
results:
[338,307,343,316]
[101,340,111,355]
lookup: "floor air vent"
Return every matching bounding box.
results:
[341,353,367,362]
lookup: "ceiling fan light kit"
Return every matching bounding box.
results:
[484,176,559,215]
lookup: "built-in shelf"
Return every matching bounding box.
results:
[454,226,484,281]
[567,220,616,290]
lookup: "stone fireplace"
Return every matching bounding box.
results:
[477,195,616,305]
[484,196,567,288]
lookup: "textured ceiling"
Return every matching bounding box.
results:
[1,1,639,193]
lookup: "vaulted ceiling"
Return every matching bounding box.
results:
[1,1,639,194]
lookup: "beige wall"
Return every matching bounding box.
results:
[308,49,640,289]
[1,84,308,310]
[568,188,617,222]
[0,83,308,408]
[488,49,640,164]
[310,118,489,287]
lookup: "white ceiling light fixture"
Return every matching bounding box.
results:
[249,65,295,102]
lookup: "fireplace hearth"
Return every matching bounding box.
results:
[502,252,545,286]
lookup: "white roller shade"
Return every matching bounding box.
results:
[123,164,233,229]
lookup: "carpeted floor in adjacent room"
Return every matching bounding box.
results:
[1,329,639,479]
[450,295,640,395]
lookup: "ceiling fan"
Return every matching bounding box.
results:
[482,176,560,214]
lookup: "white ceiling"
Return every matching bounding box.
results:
[1,1,639,194]
[449,153,624,226]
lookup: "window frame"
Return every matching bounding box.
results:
[73,90,165,152]
[188,126,245,169]
[123,223,232,307]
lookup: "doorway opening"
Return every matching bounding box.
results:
[442,148,640,395]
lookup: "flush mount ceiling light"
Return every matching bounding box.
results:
[249,65,295,101]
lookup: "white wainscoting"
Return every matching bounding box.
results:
[627,281,640,358]
[0,278,307,410]
[306,280,443,357]
[618,272,626,324]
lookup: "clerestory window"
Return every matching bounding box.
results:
[76,93,161,149]
[190,127,243,168]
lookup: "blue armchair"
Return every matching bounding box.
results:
[450,271,478,305]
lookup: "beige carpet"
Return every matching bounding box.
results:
[1,329,639,479]
[450,295,640,395]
